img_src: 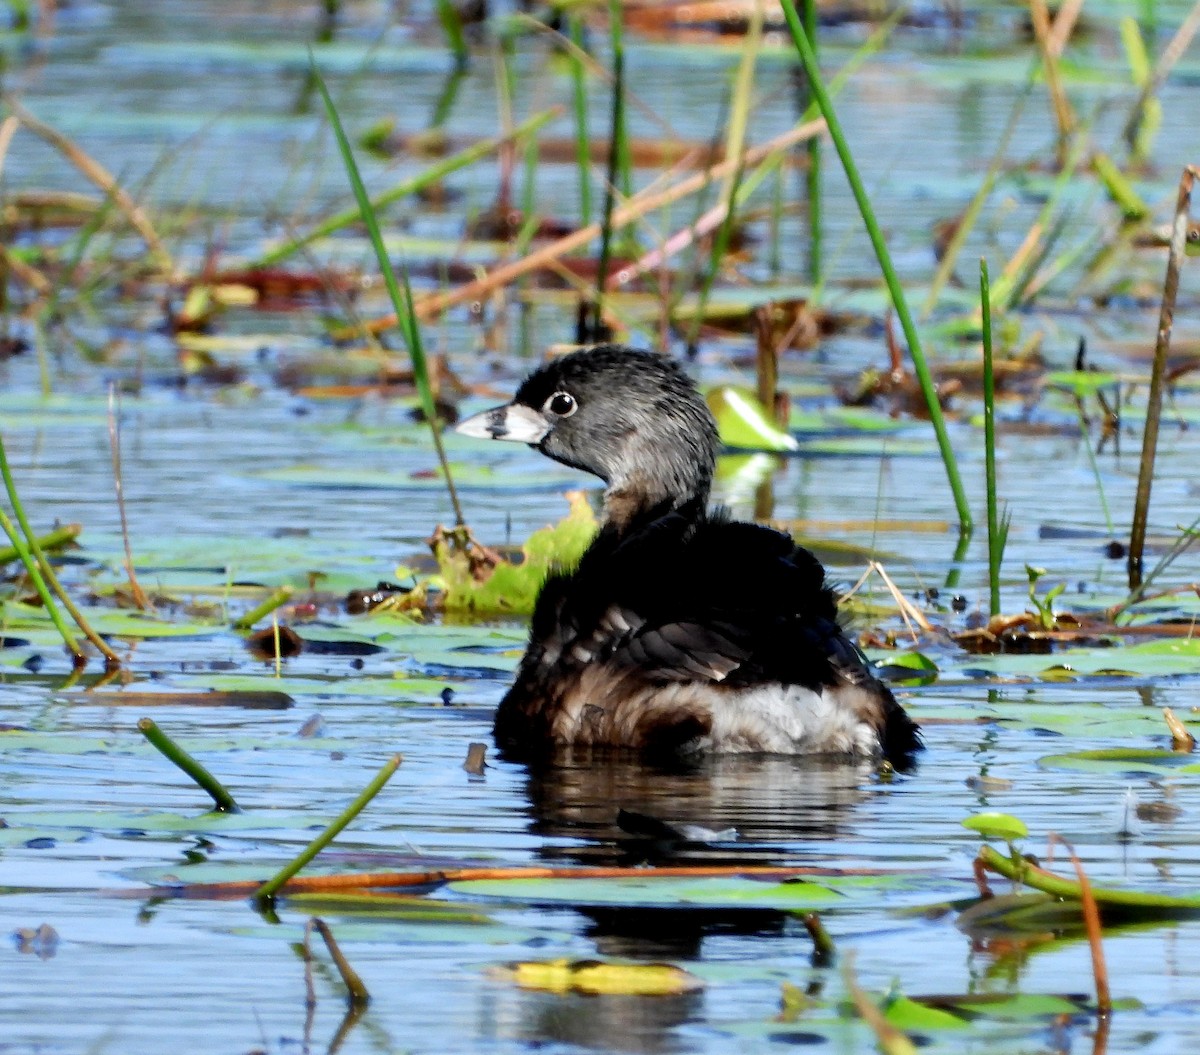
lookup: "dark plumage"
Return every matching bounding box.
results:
[456,345,920,764]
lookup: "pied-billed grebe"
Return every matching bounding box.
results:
[456,345,921,763]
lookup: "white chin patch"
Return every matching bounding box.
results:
[455,403,551,444]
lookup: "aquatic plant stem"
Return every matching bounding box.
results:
[568,15,593,228]
[0,436,120,665]
[308,918,371,1007]
[256,108,560,267]
[589,0,627,337]
[1122,0,1200,154]
[920,69,1034,320]
[802,0,822,285]
[434,0,469,70]
[138,717,241,813]
[0,523,80,566]
[255,753,402,903]
[313,60,466,528]
[0,505,84,663]
[778,0,971,532]
[980,260,1002,618]
[977,843,1200,911]
[106,386,152,611]
[842,953,917,1055]
[1128,165,1196,590]
[234,585,295,631]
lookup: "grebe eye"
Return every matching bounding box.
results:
[545,392,577,417]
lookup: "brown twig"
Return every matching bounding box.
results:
[1128,166,1197,590]
[309,918,370,1008]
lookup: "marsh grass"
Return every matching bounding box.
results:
[312,58,466,527]
[779,0,971,532]
[979,260,1009,620]
[1128,165,1198,589]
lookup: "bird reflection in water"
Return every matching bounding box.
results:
[483,751,880,1053]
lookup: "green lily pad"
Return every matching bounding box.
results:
[962,812,1029,841]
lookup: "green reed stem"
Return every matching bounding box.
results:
[779,0,971,531]
[233,585,295,631]
[0,505,83,662]
[607,0,632,202]
[310,919,371,1007]
[568,15,593,228]
[0,435,121,664]
[802,0,822,284]
[138,717,241,813]
[257,108,559,267]
[313,60,465,527]
[434,0,469,70]
[255,753,402,903]
[591,7,626,335]
[0,522,80,566]
[921,67,1034,320]
[980,259,1003,618]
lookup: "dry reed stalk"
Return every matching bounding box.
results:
[136,862,891,901]
[1128,165,1197,589]
[842,953,917,1055]
[0,114,19,175]
[1028,0,1076,146]
[1046,0,1086,57]
[403,120,826,325]
[4,98,173,273]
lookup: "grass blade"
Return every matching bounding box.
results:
[311,57,465,527]
[980,258,1003,618]
[778,0,971,531]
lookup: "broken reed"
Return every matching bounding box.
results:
[1128,165,1197,591]
[255,753,402,903]
[138,717,241,813]
[778,0,972,533]
[312,59,466,528]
